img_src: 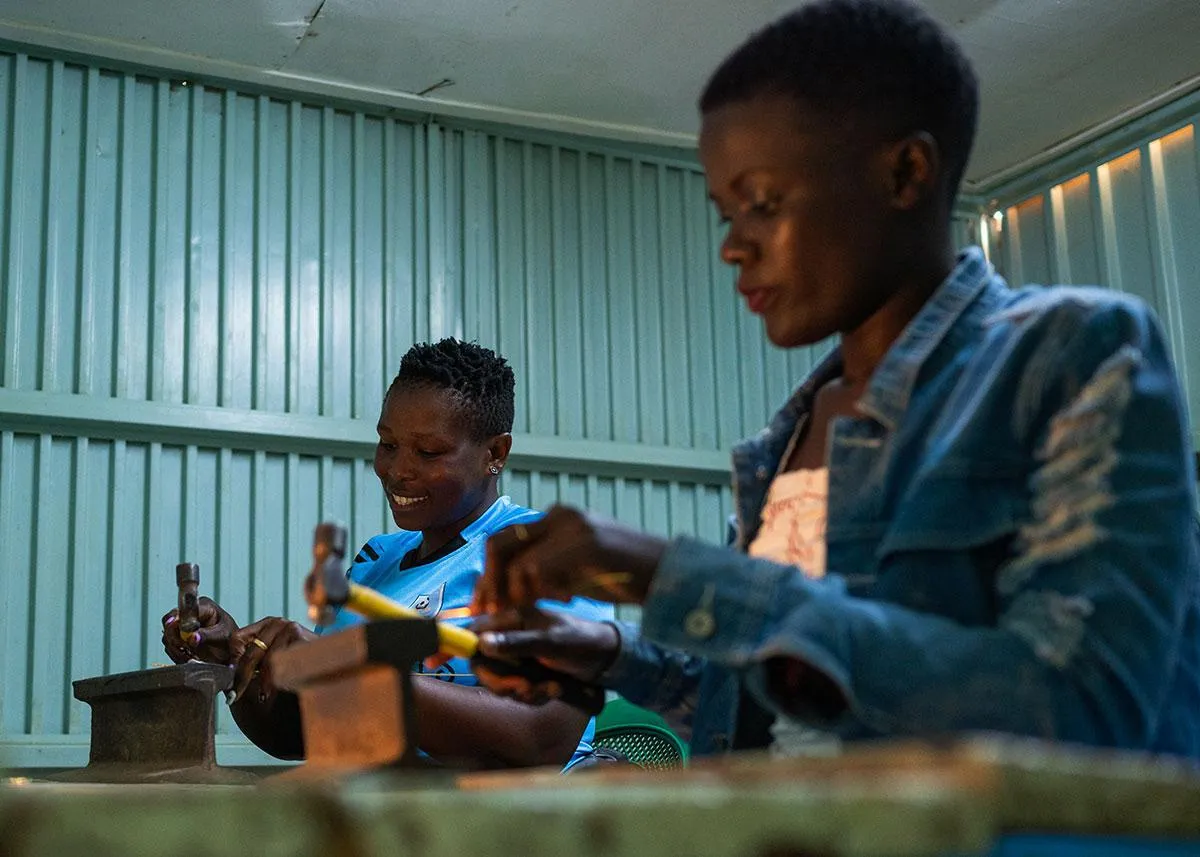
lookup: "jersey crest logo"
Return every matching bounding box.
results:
[409,583,445,618]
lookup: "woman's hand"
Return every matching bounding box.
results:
[470,608,621,705]
[228,617,318,704]
[471,505,666,614]
[161,597,239,665]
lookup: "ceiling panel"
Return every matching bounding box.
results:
[0,0,1197,186]
[283,0,798,131]
[0,0,320,69]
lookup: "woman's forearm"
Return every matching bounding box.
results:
[411,676,588,769]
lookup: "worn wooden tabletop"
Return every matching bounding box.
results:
[3,735,1200,857]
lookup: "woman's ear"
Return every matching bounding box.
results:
[888,132,940,210]
[487,433,514,473]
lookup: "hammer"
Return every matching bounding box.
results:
[305,522,477,657]
[176,562,203,648]
[304,522,604,713]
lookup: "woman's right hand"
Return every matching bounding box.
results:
[470,608,621,705]
[472,506,663,615]
[161,597,239,665]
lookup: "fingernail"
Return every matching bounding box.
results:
[165,615,177,626]
[225,690,237,705]
[191,631,204,647]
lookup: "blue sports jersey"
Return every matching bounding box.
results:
[318,496,614,770]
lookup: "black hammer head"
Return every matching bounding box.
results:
[305,522,349,626]
[175,562,201,635]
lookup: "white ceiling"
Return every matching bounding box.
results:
[1,0,1198,189]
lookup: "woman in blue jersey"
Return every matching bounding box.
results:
[162,338,612,770]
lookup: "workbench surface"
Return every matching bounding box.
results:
[3,737,1200,857]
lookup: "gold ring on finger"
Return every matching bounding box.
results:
[250,637,269,652]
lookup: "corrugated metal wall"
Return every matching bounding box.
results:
[986,116,1200,443]
[0,48,829,767]
[0,52,823,436]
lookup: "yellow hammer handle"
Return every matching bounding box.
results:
[345,582,479,658]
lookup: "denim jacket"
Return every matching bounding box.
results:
[603,247,1200,758]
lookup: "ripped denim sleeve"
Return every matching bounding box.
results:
[999,346,1138,667]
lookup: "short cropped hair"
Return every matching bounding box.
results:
[700,0,979,195]
[389,339,515,439]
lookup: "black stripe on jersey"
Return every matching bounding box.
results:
[353,542,380,564]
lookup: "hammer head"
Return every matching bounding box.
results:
[305,522,349,626]
[175,562,201,635]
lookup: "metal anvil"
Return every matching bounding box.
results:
[269,618,440,773]
[52,661,256,784]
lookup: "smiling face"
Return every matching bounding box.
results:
[373,384,510,541]
[699,94,906,349]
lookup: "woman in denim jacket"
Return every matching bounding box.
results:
[470,0,1200,760]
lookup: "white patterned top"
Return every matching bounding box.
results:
[747,466,840,757]
[747,467,829,578]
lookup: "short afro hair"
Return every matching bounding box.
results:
[700,0,979,197]
[388,339,515,440]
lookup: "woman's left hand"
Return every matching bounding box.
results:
[471,505,667,614]
[228,617,317,704]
